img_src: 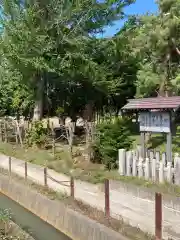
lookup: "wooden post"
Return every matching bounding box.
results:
[140,132,146,159]
[167,162,172,183]
[155,193,162,240]
[15,120,23,147]
[51,122,55,157]
[174,155,180,185]
[104,179,110,218]
[145,157,150,180]
[132,151,137,176]
[44,167,47,186]
[52,134,55,157]
[0,122,3,141]
[159,162,164,183]
[4,121,7,143]
[9,156,11,176]
[126,151,132,176]
[152,158,157,182]
[70,177,74,198]
[25,162,27,180]
[162,152,166,166]
[166,131,172,162]
[118,149,126,175]
[155,151,160,163]
[15,130,18,144]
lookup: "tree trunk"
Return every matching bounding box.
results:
[33,74,44,121]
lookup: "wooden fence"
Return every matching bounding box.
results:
[118,148,180,185]
[6,156,163,239]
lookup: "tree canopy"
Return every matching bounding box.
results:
[0,0,137,119]
[134,0,180,97]
[0,0,180,119]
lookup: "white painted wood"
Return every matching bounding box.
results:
[174,156,180,185]
[167,162,172,183]
[145,158,150,180]
[118,149,126,176]
[119,149,176,185]
[132,153,137,177]
[159,161,164,183]
[138,158,143,178]
[126,151,132,176]
[152,158,157,182]
[162,152,166,166]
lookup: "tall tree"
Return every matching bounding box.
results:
[134,0,180,97]
[0,0,135,120]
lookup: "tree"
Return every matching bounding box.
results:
[88,17,139,115]
[0,54,33,117]
[133,0,180,97]
[0,0,135,120]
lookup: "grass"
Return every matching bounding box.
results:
[0,168,154,240]
[0,142,54,166]
[131,127,180,153]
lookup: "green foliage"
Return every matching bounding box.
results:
[94,118,133,169]
[0,209,11,223]
[0,0,135,119]
[133,0,180,97]
[25,121,47,147]
[0,208,27,239]
[55,107,64,117]
[0,208,11,238]
[0,0,138,119]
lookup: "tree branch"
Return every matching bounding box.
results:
[171,38,180,56]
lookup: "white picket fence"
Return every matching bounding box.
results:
[118,148,180,185]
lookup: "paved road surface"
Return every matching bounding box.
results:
[0,154,180,239]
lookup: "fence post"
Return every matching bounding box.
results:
[25,162,27,180]
[152,158,157,181]
[174,155,180,185]
[44,167,47,187]
[70,177,74,198]
[9,156,11,176]
[126,151,132,176]
[104,179,110,218]
[51,122,56,157]
[155,193,162,240]
[52,134,55,157]
[0,122,3,142]
[4,121,7,143]
[118,149,126,176]
[145,158,150,180]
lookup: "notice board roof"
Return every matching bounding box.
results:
[122,96,180,112]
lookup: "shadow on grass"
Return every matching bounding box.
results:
[148,134,166,150]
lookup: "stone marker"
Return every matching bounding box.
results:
[118,149,126,176]
[174,155,180,185]
[159,161,164,183]
[145,158,150,180]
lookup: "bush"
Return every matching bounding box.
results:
[25,121,48,147]
[94,118,133,169]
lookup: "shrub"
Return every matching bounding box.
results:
[94,118,133,169]
[25,121,48,147]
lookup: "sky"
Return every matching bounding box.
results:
[100,0,158,38]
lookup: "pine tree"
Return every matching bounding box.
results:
[134,0,180,97]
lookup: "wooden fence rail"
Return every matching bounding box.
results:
[6,157,163,239]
